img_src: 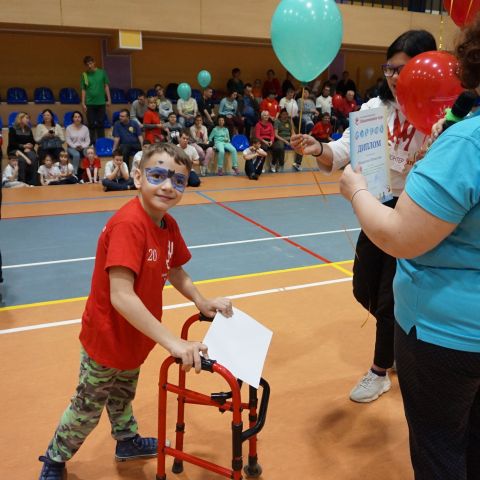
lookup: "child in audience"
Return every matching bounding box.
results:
[53,150,79,184]
[310,113,334,143]
[243,138,267,180]
[178,130,201,187]
[165,113,183,145]
[143,97,166,144]
[2,155,29,188]
[260,91,280,122]
[131,140,151,179]
[102,149,135,191]
[208,116,239,176]
[38,154,61,186]
[80,146,101,183]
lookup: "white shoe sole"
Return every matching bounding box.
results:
[349,381,391,403]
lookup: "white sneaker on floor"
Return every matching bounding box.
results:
[270,165,276,173]
[349,370,391,403]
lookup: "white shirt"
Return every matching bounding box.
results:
[324,97,427,197]
[279,97,299,118]
[38,164,61,184]
[105,160,129,179]
[54,162,74,176]
[316,95,333,115]
[2,164,17,183]
[179,144,199,163]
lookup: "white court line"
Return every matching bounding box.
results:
[3,228,360,270]
[0,277,352,335]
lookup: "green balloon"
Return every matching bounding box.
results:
[271,0,343,83]
[177,83,192,101]
[197,70,212,88]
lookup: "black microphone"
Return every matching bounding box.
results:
[443,91,478,131]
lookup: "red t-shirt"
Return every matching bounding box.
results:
[143,109,165,143]
[79,197,191,369]
[311,121,332,141]
[254,121,275,142]
[260,98,279,119]
[81,156,101,181]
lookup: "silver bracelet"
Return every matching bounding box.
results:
[350,188,368,204]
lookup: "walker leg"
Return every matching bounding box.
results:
[172,366,186,474]
[244,385,262,477]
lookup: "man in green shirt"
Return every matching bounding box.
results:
[81,56,111,144]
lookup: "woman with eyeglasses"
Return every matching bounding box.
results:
[291,30,437,404]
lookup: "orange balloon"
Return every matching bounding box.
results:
[396,51,464,135]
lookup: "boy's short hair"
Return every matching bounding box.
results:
[139,143,192,173]
[251,137,261,145]
[168,112,177,118]
[180,128,190,137]
[8,154,17,161]
[112,149,123,157]
[86,146,95,154]
[232,67,241,75]
[83,55,94,65]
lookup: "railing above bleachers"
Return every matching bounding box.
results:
[336,0,444,14]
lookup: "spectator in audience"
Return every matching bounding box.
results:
[311,112,334,143]
[227,67,244,95]
[189,115,214,176]
[364,77,384,101]
[38,153,61,186]
[328,74,339,95]
[65,110,90,174]
[262,69,282,98]
[102,149,135,191]
[252,79,263,103]
[296,87,319,133]
[238,83,259,139]
[80,146,101,183]
[218,91,244,136]
[260,91,280,122]
[243,138,267,180]
[81,55,111,143]
[281,71,296,97]
[177,92,198,127]
[309,73,324,98]
[8,112,38,185]
[254,111,275,171]
[165,112,183,144]
[130,93,148,126]
[52,150,78,184]
[344,90,360,115]
[316,83,333,115]
[112,109,143,168]
[197,87,216,130]
[130,140,151,180]
[155,84,174,121]
[272,109,293,172]
[279,88,299,120]
[178,130,201,187]
[208,116,239,176]
[2,155,29,188]
[337,70,357,96]
[35,109,65,161]
[143,97,166,144]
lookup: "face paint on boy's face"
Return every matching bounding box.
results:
[144,167,187,193]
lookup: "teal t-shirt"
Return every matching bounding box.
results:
[80,68,109,105]
[394,114,480,352]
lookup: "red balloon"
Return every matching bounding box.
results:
[332,94,344,110]
[444,0,480,27]
[396,51,463,135]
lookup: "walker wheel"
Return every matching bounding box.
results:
[172,459,184,474]
[243,463,262,478]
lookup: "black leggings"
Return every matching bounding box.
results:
[395,323,480,479]
[352,197,397,369]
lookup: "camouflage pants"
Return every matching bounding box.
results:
[47,348,140,462]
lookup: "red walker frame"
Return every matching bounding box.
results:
[156,313,270,480]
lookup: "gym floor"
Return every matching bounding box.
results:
[0,169,412,480]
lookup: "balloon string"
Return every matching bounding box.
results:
[439,14,444,51]
[466,0,474,20]
[298,86,305,134]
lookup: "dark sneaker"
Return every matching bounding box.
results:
[115,434,158,462]
[38,455,66,480]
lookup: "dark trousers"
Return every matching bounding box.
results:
[49,176,79,185]
[17,151,39,186]
[102,177,133,191]
[271,140,286,167]
[352,197,398,369]
[86,105,106,144]
[245,157,265,178]
[119,143,141,169]
[395,323,480,480]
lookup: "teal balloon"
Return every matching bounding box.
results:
[197,70,212,88]
[177,83,191,100]
[270,0,343,83]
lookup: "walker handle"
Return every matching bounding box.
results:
[198,312,214,322]
[175,356,217,372]
[241,378,270,442]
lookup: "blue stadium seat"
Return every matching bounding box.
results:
[7,87,28,104]
[231,134,250,152]
[95,137,114,157]
[191,89,202,103]
[8,111,19,128]
[110,88,127,104]
[63,111,74,127]
[112,111,121,124]
[0,116,3,129]
[36,111,60,125]
[331,132,342,141]
[59,88,80,104]
[127,88,144,103]
[146,88,156,97]
[165,83,179,104]
[34,87,55,104]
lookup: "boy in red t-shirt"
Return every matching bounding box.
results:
[311,113,334,143]
[80,146,101,183]
[260,91,280,122]
[143,97,166,143]
[38,143,233,479]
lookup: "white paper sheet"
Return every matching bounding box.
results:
[203,307,273,388]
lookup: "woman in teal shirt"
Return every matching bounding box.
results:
[339,19,480,480]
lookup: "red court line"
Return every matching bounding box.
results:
[217,202,333,264]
